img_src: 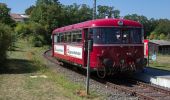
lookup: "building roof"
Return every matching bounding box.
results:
[10,13,29,19]
[20,14,29,18]
[53,18,142,34]
[149,40,170,46]
[10,13,23,19]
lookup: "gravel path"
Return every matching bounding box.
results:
[44,50,138,100]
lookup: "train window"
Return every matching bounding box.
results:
[76,33,82,42]
[72,31,77,42]
[130,29,142,43]
[60,33,64,42]
[122,29,130,44]
[72,33,76,42]
[71,31,82,43]
[66,33,71,42]
[63,33,66,42]
[92,28,121,44]
[54,34,58,43]
[57,35,60,42]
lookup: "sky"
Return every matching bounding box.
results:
[1,0,170,19]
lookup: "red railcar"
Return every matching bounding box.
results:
[52,18,147,78]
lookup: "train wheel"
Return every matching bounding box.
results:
[97,66,106,78]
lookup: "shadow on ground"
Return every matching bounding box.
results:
[0,59,40,74]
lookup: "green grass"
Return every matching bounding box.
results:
[149,54,170,71]
[0,39,103,100]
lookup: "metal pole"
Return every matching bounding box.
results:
[86,40,91,95]
[93,0,96,20]
[148,43,149,67]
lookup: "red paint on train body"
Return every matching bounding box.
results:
[52,18,146,77]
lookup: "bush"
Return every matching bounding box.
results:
[166,34,170,41]
[15,23,31,36]
[159,33,166,40]
[149,32,160,40]
[29,35,45,47]
[149,32,155,40]
[15,22,47,47]
[0,23,12,64]
[29,22,47,36]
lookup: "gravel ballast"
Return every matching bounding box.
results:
[44,51,138,100]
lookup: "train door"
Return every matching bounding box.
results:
[83,28,89,67]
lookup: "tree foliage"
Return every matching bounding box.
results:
[15,23,31,36]
[63,3,92,25]
[30,1,63,33]
[124,14,151,36]
[25,5,35,15]
[27,0,170,41]
[166,34,170,40]
[0,23,12,64]
[36,0,59,5]
[0,3,15,27]
[30,2,93,34]
[15,22,47,47]
[159,33,166,40]
[97,5,120,18]
[154,19,170,35]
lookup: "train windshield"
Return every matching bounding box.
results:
[90,27,142,44]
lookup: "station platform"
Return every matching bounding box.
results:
[133,67,170,88]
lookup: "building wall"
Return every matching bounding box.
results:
[149,42,170,55]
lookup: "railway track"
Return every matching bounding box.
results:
[106,79,170,100]
[44,50,170,100]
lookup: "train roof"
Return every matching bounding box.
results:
[52,18,142,34]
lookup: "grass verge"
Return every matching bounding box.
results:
[0,39,102,100]
[149,54,170,71]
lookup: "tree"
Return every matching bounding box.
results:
[97,5,112,18]
[78,4,92,22]
[166,33,170,40]
[97,5,120,19]
[113,9,120,18]
[149,18,158,34]
[63,3,92,25]
[63,3,81,24]
[15,22,47,47]
[159,33,166,40]
[149,32,155,40]
[25,5,35,15]
[15,23,31,36]
[124,14,152,37]
[154,19,170,35]
[0,3,15,26]
[36,0,59,5]
[30,2,62,32]
[0,23,12,64]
